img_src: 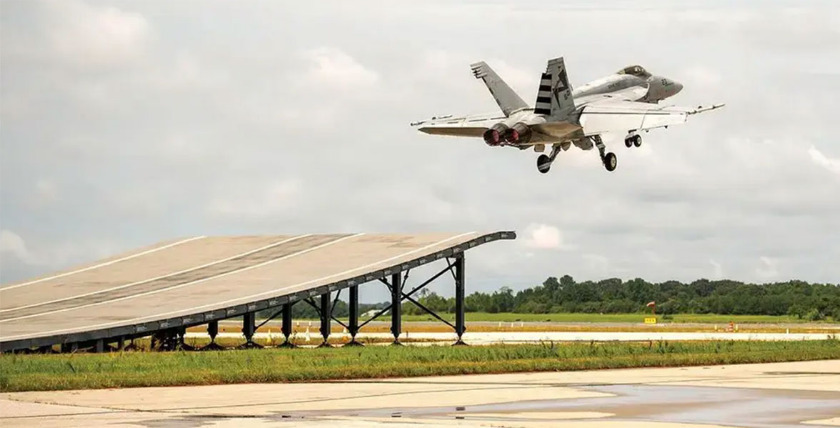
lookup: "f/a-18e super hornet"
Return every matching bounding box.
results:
[410,57,724,173]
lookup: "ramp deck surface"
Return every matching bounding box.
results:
[0,232,514,351]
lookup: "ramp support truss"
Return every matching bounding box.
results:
[357,254,467,345]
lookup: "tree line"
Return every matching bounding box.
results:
[259,276,840,321]
[402,276,840,321]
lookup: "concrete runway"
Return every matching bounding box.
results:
[2,360,838,427]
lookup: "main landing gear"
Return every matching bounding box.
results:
[535,136,618,173]
[537,145,562,174]
[593,135,617,172]
[624,134,642,148]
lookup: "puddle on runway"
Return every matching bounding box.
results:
[283,384,840,428]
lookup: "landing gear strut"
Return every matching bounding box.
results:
[537,145,562,174]
[624,134,642,148]
[592,135,617,172]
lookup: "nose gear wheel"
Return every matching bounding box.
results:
[536,145,563,174]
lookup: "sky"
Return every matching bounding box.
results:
[1,0,839,302]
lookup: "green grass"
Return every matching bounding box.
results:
[375,312,824,324]
[2,339,838,392]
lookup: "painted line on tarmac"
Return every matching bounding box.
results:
[0,235,312,314]
[0,236,206,291]
[0,234,363,332]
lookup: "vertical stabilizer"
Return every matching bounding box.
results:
[534,57,575,121]
[470,61,529,117]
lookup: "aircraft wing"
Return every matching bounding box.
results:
[411,113,583,144]
[579,101,725,136]
[410,113,503,137]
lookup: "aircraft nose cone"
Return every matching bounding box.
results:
[673,81,683,94]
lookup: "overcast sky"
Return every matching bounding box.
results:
[1,0,838,301]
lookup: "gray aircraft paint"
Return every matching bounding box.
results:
[411,57,722,173]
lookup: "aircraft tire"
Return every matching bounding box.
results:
[604,152,617,172]
[537,154,552,174]
[633,135,642,147]
[625,138,633,148]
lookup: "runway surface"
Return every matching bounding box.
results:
[2,359,838,427]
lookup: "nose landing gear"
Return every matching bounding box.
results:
[536,145,563,174]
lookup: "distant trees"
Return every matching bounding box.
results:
[402,276,840,320]
[258,276,840,321]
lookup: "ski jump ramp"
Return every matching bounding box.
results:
[0,231,515,352]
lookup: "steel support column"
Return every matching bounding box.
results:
[178,327,195,351]
[240,312,261,348]
[95,339,105,353]
[347,285,362,346]
[319,292,332,346]
[280,303,295,348]
[201,320,224,351]
[390,273,402,344]
[454,255,466,345]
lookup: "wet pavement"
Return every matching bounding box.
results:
[308,384,840,428]
[2,360,838,427]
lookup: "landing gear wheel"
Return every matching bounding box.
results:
[625,138,633,148]
[603,152,617,172]
[537,154,552,174]
[633,135,642,147]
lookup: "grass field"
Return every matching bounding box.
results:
[2,339,837,392]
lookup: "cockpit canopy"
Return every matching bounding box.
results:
[617,65,651,78]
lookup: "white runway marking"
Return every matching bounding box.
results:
[0,234,363,330]
[133,232,478,322]
[0,236,206,291]
[0,235,311,314]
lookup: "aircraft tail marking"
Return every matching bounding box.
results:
[470,61,529,117]
[535,57,576,122]
[534,73,552,115]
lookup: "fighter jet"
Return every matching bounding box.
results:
[410,57,724,173]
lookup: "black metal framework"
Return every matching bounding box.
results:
[351,254,467,345]
[1,231,515,353]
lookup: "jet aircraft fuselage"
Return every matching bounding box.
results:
[411,57,722,174]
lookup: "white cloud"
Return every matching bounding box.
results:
[301,47,379,87]
[208,180,302,218]
[808,145,840,176]
[2,1,839,288]
[523,223,570,250]
[682,66,723,87]
[755,257,779,279]
[34,179,58,204]
[583,254,610,272]
[45,0,151,69]
[710,259,723,279]
[0,230,34,265]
